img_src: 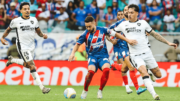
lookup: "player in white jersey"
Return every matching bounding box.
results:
[0,2,51,94]
[114,4,177,100]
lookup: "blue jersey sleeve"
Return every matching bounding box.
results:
[73,8,78,15]
[77,31,87,45]
[54,14,59,18]
[109,23,116,29]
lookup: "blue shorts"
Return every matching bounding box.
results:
[121,49,129,59]
[114,50,123,60]
[88,56,110,72]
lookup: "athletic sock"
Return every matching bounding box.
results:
[129,70,139,90]
[122,75,128,86]
[143,76,156,96]
[99,68,110,90]
[111,63,122,71]
[30,70,44,90]
[84,70,95,91]
[11,59,24,65]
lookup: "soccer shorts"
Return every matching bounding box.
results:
[17,44,34,62]
[88,56,110,72]
[129,50,158,70]
[114,50,123,60]
[121,49,129,59]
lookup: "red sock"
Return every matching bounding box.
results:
[130,70,139,90]
[111,63,122,71]
[84,70,95,91]
[122,75,128,85]
[99,68,110,90]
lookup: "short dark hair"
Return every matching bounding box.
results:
[118,10,123,13]
[20,2,30,10]
[85,16,94,23]
[128,4,139,12]
[107,6,112,10]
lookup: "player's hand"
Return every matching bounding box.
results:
[0,37,8,45]
[128,39,137,46]
[43,34,48,39]
[68,54,75,62]
[168,42,177,49]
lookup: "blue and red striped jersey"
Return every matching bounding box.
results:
[77,26,114,58]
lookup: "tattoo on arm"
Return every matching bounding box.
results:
[35,28,43,37]
[2,27,11,38]
[150,30,169,45]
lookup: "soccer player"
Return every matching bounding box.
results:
[68,16,137,99]
[0,2,51,94]
[107,6,147,95]
[114,4,177,100]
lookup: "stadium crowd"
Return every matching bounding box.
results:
[0,0,180,32]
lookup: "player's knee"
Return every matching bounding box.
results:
[155,73,162,78]
[140,70,149,77]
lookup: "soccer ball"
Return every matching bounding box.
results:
[64,88,76,99]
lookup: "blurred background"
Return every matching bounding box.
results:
[0,0,180,62]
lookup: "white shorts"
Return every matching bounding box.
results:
[129,50,158,70]
[17,44,34,62]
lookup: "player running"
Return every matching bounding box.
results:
[114,4,177,100]
[107,6,147,95]
[0,2,51,94]
[68,16,137,99]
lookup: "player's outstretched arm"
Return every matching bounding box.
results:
[0,27,12,45]
[115,33,137,46]
[35,28,48,39]
[150,30,177,49]
[106,35,117,45]
[68,44,80,62]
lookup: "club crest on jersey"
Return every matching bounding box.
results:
[137,23,141,26]
[30,20,34,24]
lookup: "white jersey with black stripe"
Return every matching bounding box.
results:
[114,20,152,55]
[9,16,39,51]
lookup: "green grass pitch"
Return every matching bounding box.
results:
[0,85,179,101]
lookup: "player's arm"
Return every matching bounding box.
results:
[106,35,117,45]
[0,27,12,45]
[114,32,137,46]
[149,30,177,48]
[35,28,47,39]
[68,43,81,62]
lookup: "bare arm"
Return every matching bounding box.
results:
[115,33,137,46]
[71,13,77,22]
[0,27,12,45]
[35,28,44,37]
[68,44,80,61]
[106,35,117,45]
[150,30,177,48]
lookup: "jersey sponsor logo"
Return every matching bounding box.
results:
[20,25,35,31]
[91,41,103,48]
[125,27,141,33]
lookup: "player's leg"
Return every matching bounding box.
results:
[110,51,123,71]
[97,58,111,99]
[125,56,147,95]
[81,57,97,99]
[23,51,50,94]
[121,60,133,94]
[132,54,160,100]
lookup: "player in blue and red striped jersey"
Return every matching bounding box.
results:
[69,16,137,99]
[106,6,147,95]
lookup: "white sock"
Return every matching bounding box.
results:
[125,85,130,89]
[11,59,24,65]
[143,76,156,97]
[30,70,44,90]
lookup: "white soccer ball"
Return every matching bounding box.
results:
[64,88,76,99]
